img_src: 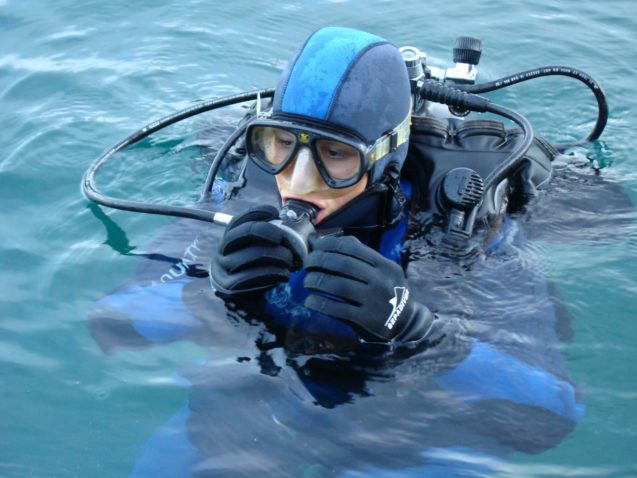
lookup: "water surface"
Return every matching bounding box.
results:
[1,1,636,476]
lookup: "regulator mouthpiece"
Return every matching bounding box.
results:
[279,199,319,224]
[271,199,318,261]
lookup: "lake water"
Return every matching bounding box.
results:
[1,1,636,477]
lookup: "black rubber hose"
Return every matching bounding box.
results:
[420,79,490,113]
[420,80,534,190]
[201,122,249,197]
[455,66,608,150]
[82,89,274,224]
[481,102,534,191]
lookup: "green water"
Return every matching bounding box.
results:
[1,1,636,476]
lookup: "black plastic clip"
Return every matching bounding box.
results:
[389,131,399,151]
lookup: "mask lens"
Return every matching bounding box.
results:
[316,139,363,181]
[249,126,297,168]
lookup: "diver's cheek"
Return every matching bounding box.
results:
[315,176,368,223]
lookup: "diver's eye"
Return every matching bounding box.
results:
[274,131,295,148]
[276,138,293,147]
[325,147,346,159]
[318,141,356,160]
[316,139,362,180]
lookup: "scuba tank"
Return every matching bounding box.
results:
[81,35,608,255]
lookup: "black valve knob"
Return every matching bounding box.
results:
[453,36,482,65]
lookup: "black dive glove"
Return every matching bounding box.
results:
[210,205,301,296]
[303,235,432,344]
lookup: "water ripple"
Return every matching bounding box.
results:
[0,341,59,369]
[0,52,157,75]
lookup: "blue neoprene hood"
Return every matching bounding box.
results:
[272,27,412,183]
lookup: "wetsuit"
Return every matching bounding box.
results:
[89,174,584,477]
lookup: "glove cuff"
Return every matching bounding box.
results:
[208,263,276,298]
[356,303,435,357]
[393,302,434,346]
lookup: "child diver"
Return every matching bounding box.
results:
[90,27,585,477]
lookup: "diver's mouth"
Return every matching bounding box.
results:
[281,195,325,222]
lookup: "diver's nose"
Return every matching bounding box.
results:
[288,147,324,194]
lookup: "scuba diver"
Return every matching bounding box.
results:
[86,27,601,477]
[209,26,432,354]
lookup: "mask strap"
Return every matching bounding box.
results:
[368,112,412,165]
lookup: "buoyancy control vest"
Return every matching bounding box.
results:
[404,114,557,235]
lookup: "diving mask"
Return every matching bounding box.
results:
[246,114,410,189]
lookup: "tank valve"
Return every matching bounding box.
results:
[399,46,427,113]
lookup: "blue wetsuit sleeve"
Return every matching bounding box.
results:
[436,339,584,452]
[89,278,206,353]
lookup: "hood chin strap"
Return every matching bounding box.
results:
[317,164,406,233]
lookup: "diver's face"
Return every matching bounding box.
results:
[274,146,368,224]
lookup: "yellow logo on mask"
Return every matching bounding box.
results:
[298,132,310,144]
